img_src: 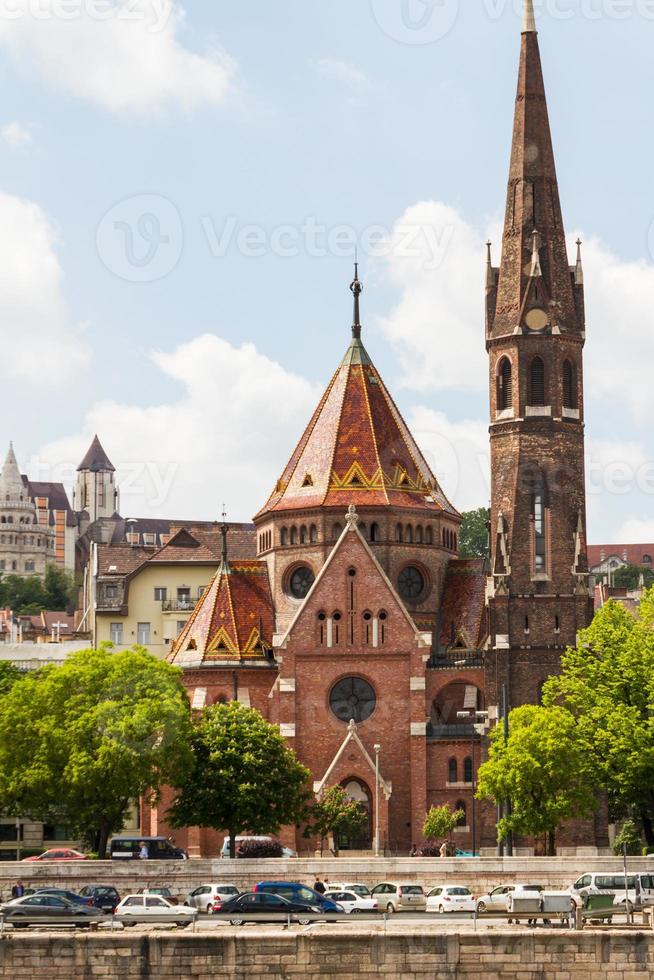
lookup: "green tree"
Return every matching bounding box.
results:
[476,705,597,854]
[543,591,654,844]
[611,564,654,591]
[613,820,642,857]
[422,804,465,844]
[168,702,311,859]
[0,662,21,696]
[43,564,77,611]
[0,574,46,615]
[304,786,368,856]
[0,646,191,857]
[459,507,490,559]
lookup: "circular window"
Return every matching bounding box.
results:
[398,565,425,602]
[330,677,376,724]
[288,565,315,599]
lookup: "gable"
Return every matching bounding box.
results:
[281,516,424,653]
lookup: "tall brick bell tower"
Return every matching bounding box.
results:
[485,1,594,714]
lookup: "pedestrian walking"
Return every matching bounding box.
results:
[313,877,326,894]
[11,881,24,899]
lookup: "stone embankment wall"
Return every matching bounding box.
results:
[2,857,652,900]
[0,931,653,978]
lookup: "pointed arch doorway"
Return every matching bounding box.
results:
[337,779,372,851]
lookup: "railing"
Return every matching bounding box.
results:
[96,596,124,611]
[162,599,199,613]
[427,724,476,739]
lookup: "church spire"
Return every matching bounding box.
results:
[523,0,536,32]
[350,261,363,340]
[488,5,582,339]
[220,505,231,574]
[0,443,24,500]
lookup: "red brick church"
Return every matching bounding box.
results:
[144,2,607,856]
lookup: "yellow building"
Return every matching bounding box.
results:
[84,526,256,658]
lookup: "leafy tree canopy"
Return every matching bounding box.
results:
[168,702,311,858]
[610,564,654,591]
[422,804,465,842]
[543,591,654,842]
[476,704,596,854]
[459,508,490,559]
[0,565,77,616]
[304,785,368,855]
[0,645,191,857]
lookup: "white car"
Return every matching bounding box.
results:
[324,889,378,914]
[326,883,372,898]
[186,883,241,914]
[476,883,542,913]
[426,886,476,914]
[114,894,197,926]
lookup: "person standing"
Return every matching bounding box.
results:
[11,881,24,899]
[138,842,150,860]
[313,877,326,894]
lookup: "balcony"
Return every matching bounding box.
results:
[162,599,199,613]
[97,595,124,612]
[429,650,484,670]
[427,724,476,740]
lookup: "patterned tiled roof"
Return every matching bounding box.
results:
[438,558,488,650]
[170,560,274,663]
[256,337,458,519]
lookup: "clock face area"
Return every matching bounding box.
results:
[525,308,549,332]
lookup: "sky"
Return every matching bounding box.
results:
[1,0,654,543]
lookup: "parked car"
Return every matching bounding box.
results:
[426,886,476,914]
[253,882,342,912]
[220,836,296,859]
[114,895,196,926]
[476,883,542,913]
[324,889,378,914]
[327,883,372,898]
[22,848,87,862]
[33,888,95,908]
[136,887,179,905]
[370,883,426,913]
[78,885,122,913]
[569,872,646,910]
[109,836,187,860]
[213,892,324,925]
[187,884,241,914]
[0,894,105,927]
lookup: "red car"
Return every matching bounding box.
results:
[22,849,87,862]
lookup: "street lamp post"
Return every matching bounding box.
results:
[374,743,381,858]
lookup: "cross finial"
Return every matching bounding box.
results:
[350,260,363,340]
[220,504,229,571]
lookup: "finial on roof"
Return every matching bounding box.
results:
[574,238,584,285]
[350,259,363,340]
[345,503,359,532]
[486,241,494,288]
[529,229,543,278]
[523,0,537,32]
[220,504,230,573]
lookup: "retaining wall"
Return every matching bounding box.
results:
[0,930,653,978]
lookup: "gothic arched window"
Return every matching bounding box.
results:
[463,757,473,784]
[497,357,512,411]
[563,359,577,409]
[529,356,546,406]
[448,758,458,783]
[531,470,548,573]
[456,801,467,827]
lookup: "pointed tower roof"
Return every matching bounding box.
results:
[256,272,458,521]
[488,2,581,339]
[169,560,274,665]
[77,435,115,473]
[0,443,25,499]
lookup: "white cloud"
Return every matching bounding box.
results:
[0,191,90,386]
[37,335,321,522]
[312,58,377,103]
[614,518,654,544]
[407,406,489,513]
[1,121,32,148]
[0,1,235,114]
[376,201,491,393]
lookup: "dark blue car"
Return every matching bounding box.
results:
[254,882,342,912]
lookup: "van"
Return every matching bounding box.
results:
[220,836,296,859]
[109,836,188,860]
[570,872,654,910]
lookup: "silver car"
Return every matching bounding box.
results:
[371,882,426,913]
[187,883,241,914]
